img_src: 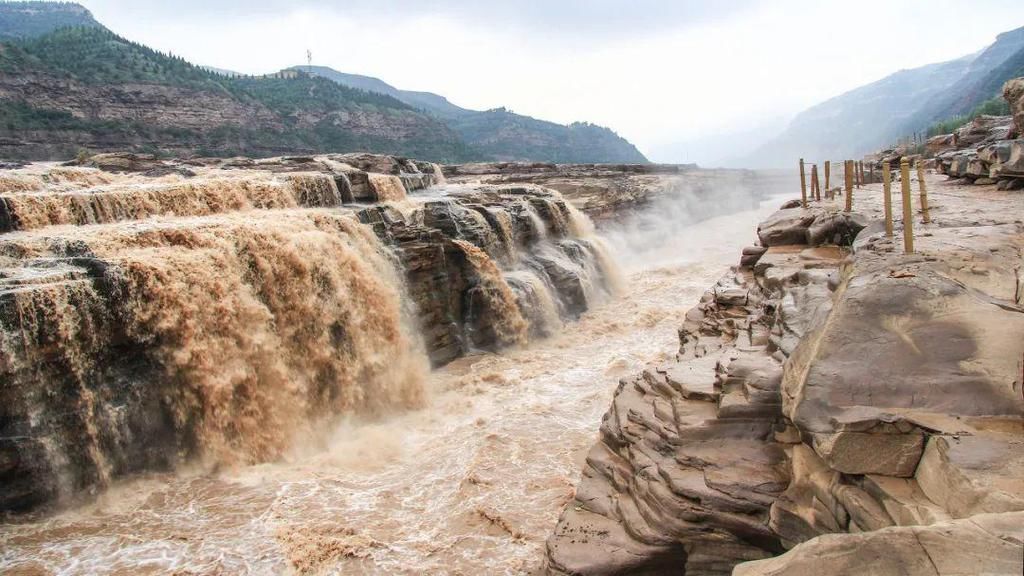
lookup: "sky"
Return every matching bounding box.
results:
[81,0,1024,163]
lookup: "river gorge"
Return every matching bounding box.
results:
[0,155,787,574]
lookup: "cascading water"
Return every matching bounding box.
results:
[0,160,785,575]
[406,186,624,351]
[1,200,429,509]
[453,238,530,347]
[0,171,346,231]
[0,165,623,512]
[367,173,409,202]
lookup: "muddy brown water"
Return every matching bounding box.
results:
[1,194,788,575]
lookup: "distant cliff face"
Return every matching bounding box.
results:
[297,66,649,164]
[743,25,1024,167]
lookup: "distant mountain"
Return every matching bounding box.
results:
[293,65,648,164]
[902,27,1024,132]
[295,66,469,119]
[743,25,1024,167]
[0,25,471,161]
[0,2,644,164]
[0,1,100,40]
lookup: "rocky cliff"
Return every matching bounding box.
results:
[545,172,1024,574]
[0,152,622,511]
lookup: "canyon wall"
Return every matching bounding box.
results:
[546,175,1024,574]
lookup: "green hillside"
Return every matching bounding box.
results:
[0,25,471,161]
[297,65,649,163]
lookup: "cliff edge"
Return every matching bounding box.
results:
[545,172,1024,574]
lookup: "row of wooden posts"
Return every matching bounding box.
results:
[799,157,930,254]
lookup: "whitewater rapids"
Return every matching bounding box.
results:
[0,192,789,575]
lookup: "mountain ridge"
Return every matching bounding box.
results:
[291,64,648,163]
[0,2,647,164]
[742,24,1024,167]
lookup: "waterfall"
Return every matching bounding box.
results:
[505,269,564,337]
[453,239,529,348]
[0,175,351,231]
[0,160,625,511]
[367,174,408,202]
[1,208,429,508]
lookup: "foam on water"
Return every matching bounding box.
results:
[0,174,792,574]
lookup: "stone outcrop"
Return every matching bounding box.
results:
[927,79,1024,188]
[546,174,1024,575]
[1004,77,1024,136]
[444,162,785,224]
[445,163,694,221]
[735,512,1024,576]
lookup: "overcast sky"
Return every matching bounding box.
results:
[82,0,1023,161]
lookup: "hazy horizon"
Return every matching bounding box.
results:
[69,1,1024,163]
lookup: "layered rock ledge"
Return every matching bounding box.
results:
[545,173,1024,574]
[443,162,783,223]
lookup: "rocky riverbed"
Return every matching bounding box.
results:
[0,153,790,574]
[546,172,1024,575]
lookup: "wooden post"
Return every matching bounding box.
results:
[799,158,807,208]
[915,160,931,224]
[900,158,914,253]
[812,164,821,201]
[882,160,893,238]
[844,160,853,212]
[824,160,831,192]
[869,163,875,184]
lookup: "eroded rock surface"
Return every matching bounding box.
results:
[546,174,1024,575]
[443,162,783,223]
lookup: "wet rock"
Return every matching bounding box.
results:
[79,152,166,173]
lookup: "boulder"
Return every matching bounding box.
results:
[757,209,816,246]
[997,139,1024,178]
[740,245,769,267]
[1004,77,1024,137]
[806,212,867,246]
[925,133,955,155]
[953,115,1013,148]
[735,512,1024,576]
[80,152,166,173]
